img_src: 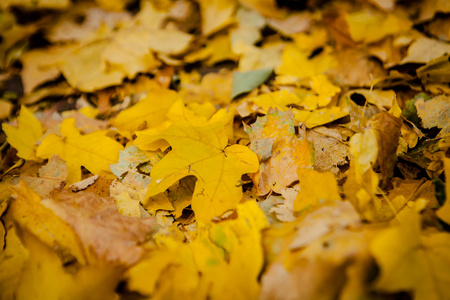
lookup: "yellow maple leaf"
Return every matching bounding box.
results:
[2,105,42,160]
[370,208,450,300]
[111,89,179,132]
[36,118,124,184]
[135,121,258,222]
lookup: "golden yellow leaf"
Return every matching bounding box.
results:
[292,27,328,52]
[58,40,124,92]
[370,208,450,300]
[294,168,341,212]
[198,0,236,36]
[0,215,29,300]
[36,118,124,184]
[126,238,189,296]
[292,106,348,128]
[102,27,161,77]
[126,201,267,299]
[0,101,12,119]
[20,47,67,93]
[114,192,141,217]
[2,105,42,160]
[345,9,412,44]
[249,90,301,114]
[277,44,337,79]
[296,74,341,110]
[14,230,122,300]
[112,89,179,132]
[136,121,258,222]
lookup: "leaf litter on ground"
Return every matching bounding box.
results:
[1,0,450,299]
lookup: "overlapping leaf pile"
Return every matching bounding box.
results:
[1,0,450,299]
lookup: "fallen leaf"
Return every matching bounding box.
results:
[345,9,411,44]
[306,126,349,176]
[44,190,158,265]
[246,109,314,195]
[277,44,337,80]
[13,230,122,300]
[198,0,236,36]
[370,208,450,300]
[419,0,450,21]
[415,95,450,131]
[231,68,273,99]
[292,106,348,128]
[368,111,402,190]
[9,181,88,264]
[70,175,99,192]
[36,118,124,184]
[126,201,267,299]
[58,40,124,92]
[136,121,258,222]
[2,105,43,160]
[401,37,450,64]
[294,168,341,212]
[0,215,29,300]
[22,155,67,197]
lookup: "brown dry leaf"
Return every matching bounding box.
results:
[415,95,450,133]
[9,181,88,265]
[43,190,158,265]
[330,48,388,87]
[20,47,71,93]
[46,5,131,43]
[368,111,402,190]
[418,0,450,21]
[261,201,373,300]
[401,37,450,64]
[179,69,233,105]
[266,11,312,35]
[306,126,349,176]
[22,155,67,198]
